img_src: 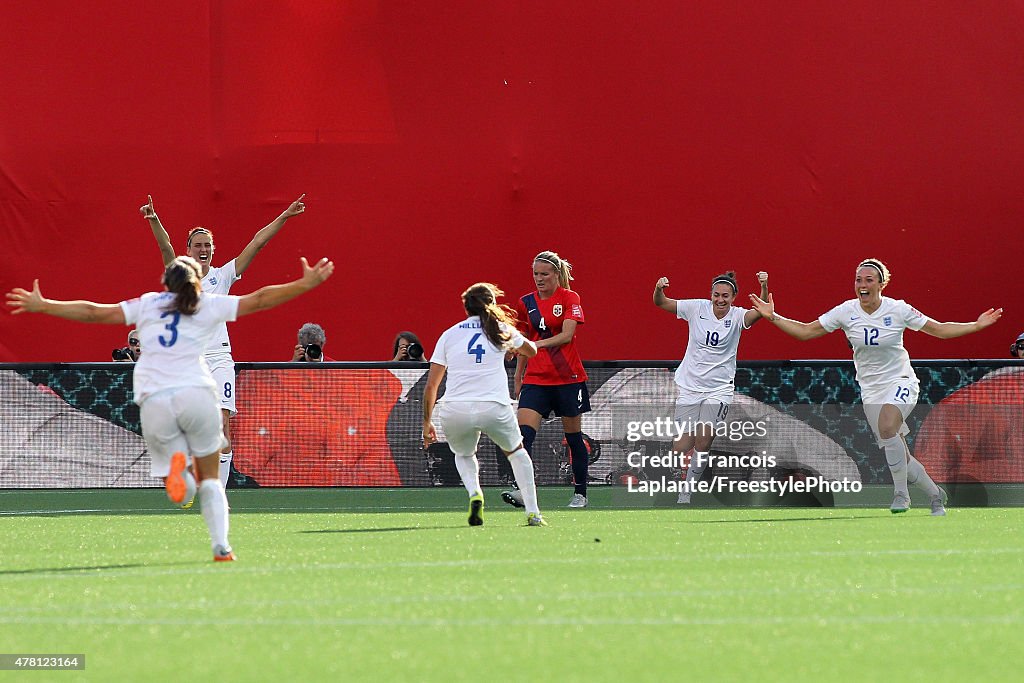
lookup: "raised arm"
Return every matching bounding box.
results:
[421,363,447,447]
[653,276,678,313]
[748,292,828,341]
[236,256,333,316]
[234,194,306,275]
[920,308,1002,339]
[140,195,176,267]
[743,271,770,327]
[6,280,126,325]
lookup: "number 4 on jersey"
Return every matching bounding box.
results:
[467,333,485,363]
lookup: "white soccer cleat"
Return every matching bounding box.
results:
[677,492,691,505]
[890,491,911,514]
[567,493,588,508]
[930,488,948,517]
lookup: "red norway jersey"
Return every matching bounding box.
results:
[513,287,587,385]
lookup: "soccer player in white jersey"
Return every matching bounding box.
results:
[749,258,1002,515]
[141,194,306,488]
[422,283,546,527]
[654,270,770,504]
[7,255,334,560]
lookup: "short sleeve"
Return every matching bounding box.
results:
[676,299,701,321]
[817,303,846,333]
[429,330,449,366]
[565,291,585,323]
[119,298,141,325]
[512,297,529,334]
[223,259,241,283]
[899,300,931,331]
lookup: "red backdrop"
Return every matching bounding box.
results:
[2,1,1021,362]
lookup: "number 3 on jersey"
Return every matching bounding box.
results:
[467,333,485,363]
[159,311,181,347]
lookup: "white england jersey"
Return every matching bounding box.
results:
[818,297,931,394]
[674,299,750,393]
[120,292,241,405]
[200,260,240,355]
[430,316,528,405]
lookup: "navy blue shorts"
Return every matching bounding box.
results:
[518,382,591,418]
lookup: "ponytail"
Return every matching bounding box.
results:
[162,256,202,315]
[462,283,517,348]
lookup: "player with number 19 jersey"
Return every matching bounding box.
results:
[674,299,750,396]
[513,287,587,385]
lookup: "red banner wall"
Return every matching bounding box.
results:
[2,1,1022,362]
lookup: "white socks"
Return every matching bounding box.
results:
[880,435,909,496]
[684,451,709,490]
[907,453,941,498]
[507,448,540,514]
[219,451,232,488]
[454,455,481,497]
[199,479,230,550]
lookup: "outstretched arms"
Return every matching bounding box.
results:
[234,194,306,275]
[743,271,770,327]
[140,195,176,267]
[748,292,828,341]
[236,256,334,317]
[6,280,126,325]
[920,308,1003,339]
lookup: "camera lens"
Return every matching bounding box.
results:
[111,348,132,361]
[304,344,322,360]
[407,342,423,360]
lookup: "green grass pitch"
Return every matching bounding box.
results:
[1,488,1021,682]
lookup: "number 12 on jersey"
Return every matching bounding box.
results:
[467,333,485,363]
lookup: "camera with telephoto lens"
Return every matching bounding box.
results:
[406,342,424,361]
[111,347,134,361]
[1012,340,1024,358]
[304,344,323,361]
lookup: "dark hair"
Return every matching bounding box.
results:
[162,256,202,315]
[392,331,422,358]
[186,227,214,249]
[711,270,738,294]
[462,283,517,348]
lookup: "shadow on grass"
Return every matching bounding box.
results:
[300,525,459,534]
[0,561,195,576]
[685,514,882,524]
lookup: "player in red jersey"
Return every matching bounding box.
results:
[502,250,592,508]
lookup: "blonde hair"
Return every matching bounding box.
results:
[462,283,518,348]
[534,250,574,290]
[857,258,891,285]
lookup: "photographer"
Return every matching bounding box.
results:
[291,322,332,362]
[392,331,425,361]
[1012,332,1024,359]
[112,329,141,362]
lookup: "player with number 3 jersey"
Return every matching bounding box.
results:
[749,257,1002,515]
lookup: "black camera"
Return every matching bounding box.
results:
[112,347,134,361]
[406,342,424,361]
[304,343,323,361]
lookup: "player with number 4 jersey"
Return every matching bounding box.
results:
[422,283,546,527]
[749,257,1002,516]
[654,270,769,504]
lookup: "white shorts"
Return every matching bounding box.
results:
[206,353,237,415]
[673,388,733,434]
[140,386,227,477]
[861,380,919,446]
[438,401,523,456]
